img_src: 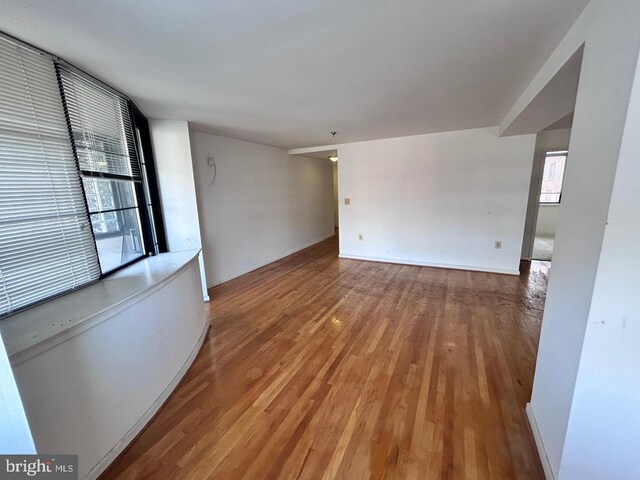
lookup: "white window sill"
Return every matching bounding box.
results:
[1,250,201,365]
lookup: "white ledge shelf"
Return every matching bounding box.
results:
[1,249,201,364]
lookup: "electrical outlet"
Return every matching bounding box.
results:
[494,240,502,249]
[344,197,351,205]
[358,234,364,241]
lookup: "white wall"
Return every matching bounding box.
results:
[332,163,339,228]
[149,119,209,300]
[557,46,640,480]
[535,205,560,237]
[149,120,203,252]
[521,128,571,258]
[12,258,207,479]
[189,130,335,287]
[0,332,35,454]
[526,1,640,478]
[337,127,535,274]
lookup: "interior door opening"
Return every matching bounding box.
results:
[532,149,568,261]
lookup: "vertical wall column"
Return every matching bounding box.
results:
[557,47,640,480]
[523,1,640,478]
[149,120,209,301]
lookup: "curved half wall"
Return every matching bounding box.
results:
[10,254,208,479]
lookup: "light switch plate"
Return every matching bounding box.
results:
[344,198,351,205]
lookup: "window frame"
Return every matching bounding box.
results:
[56,61,163,277]
[88,189,148,276]
[0,31,166,316]
[130,104,167,256]
[539,149,568,205]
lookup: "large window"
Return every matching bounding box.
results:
[539,150,568,204]
[0,34,164,317]
[58,66,147,273]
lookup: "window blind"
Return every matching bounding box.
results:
[58,65,147,274]
[0,36,101,316]
[57,66,141,181]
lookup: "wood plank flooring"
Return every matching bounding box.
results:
[101,235,549,480]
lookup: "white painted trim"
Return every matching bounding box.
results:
[338,254,520,275]
[526,403,556,480]
[288,144,339,155]
[208,232,336,288]
[85,321,210,480]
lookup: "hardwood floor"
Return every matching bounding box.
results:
[101,235,549,480]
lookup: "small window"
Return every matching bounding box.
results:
[540,150,567,204]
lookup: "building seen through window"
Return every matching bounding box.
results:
[540,150,568,204]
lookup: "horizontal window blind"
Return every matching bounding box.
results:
[58,64,147,274]
[0,36,101,316]
[57,66,141,181]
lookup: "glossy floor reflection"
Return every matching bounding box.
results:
[102,235,548,480]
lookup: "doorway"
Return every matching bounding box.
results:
[288,147,339,239]
[532,149,568,261]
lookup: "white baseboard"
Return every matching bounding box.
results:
[85,322,210,480]
[526,403,556,480]
[338,253,520,276]
[208,231,336,288]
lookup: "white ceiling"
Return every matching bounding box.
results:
[0,0,588,149]
[501,46,582,136]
